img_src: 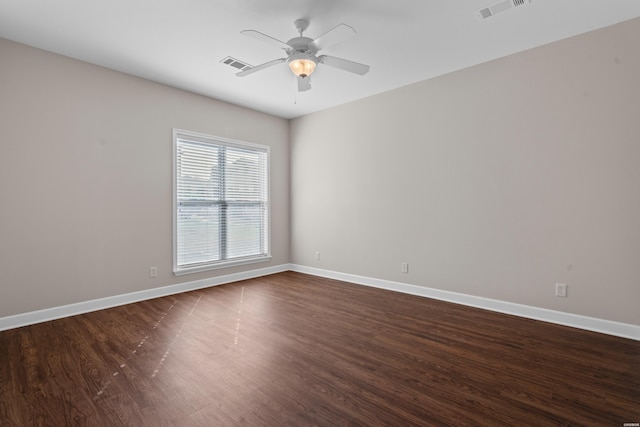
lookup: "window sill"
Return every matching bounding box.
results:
[173,255,272,276]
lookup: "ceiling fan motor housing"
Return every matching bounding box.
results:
[285,37,317,56]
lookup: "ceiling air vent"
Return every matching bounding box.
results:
[220,56,252,71]
[476,0,531,20]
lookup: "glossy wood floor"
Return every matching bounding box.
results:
[1,272,638,426]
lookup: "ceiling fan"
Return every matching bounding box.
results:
[236,19,370,92]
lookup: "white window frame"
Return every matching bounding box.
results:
[172,128,271,275]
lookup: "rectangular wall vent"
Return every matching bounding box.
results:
[220,56,252,71]
[476,0,531,20]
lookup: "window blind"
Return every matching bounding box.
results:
[174,130,269,274]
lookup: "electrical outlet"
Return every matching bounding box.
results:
[149,266,158,278]
[555,283,567,297]
[314,251,320,261]
[401,262,409,274]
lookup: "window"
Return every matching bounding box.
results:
[173,129,270,275]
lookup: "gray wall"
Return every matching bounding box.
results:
[0,39,290,317]
[2,18,639,327]
[290,18,640,325]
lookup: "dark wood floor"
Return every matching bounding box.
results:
[0,272,638,426]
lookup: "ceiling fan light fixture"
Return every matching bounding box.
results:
[288,53,317,78]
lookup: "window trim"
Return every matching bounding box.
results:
[172,128,271,276]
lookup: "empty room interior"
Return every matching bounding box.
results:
[1,0,639,425]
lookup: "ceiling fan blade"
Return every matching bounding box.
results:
[318,55,370,76]
[241,30,290,51]
[236,58,286,77]
[311,24,356,51]
[297,76,312,92]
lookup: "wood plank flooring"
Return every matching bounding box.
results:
[0,271,638,426]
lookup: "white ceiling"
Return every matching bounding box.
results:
[1,0,639,119]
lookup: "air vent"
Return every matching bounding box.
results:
[220,56,252,71]
[476,0,531,20]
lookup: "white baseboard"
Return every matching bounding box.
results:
[289,264,640,341]
[0,264,290,332]
[3,263,638,341]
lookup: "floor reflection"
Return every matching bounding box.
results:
[234,286,245,346]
